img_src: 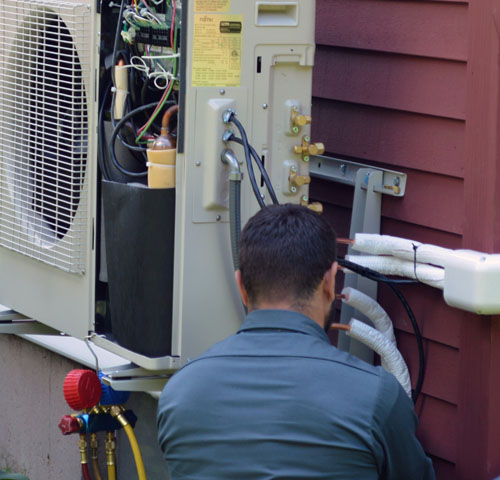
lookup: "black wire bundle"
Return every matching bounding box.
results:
[227,113,279,208]
[338,258,425,404]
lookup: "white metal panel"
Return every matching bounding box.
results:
[0,0,98,338]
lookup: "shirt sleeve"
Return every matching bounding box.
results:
[371,372,435,480]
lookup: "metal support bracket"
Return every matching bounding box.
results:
[100,364,173,392]
[310,156,407,362]
[0,310,61,335]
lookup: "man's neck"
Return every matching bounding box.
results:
[249,299,324,330]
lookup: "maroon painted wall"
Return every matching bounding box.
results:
[311,1,500,478]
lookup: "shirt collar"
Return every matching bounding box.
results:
[237,309,332,344]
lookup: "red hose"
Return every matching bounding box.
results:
[82,463,92,480]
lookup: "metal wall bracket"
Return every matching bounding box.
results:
[310,156,407,362]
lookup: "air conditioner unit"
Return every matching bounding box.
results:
[0,0,318,371]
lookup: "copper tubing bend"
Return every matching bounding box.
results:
[161,104,179,132]
[329,323,351,332]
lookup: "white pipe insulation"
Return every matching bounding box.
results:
[348,319,412,398]
[351,233,453,268]
[345,254,444,290]
[341,287,396,345]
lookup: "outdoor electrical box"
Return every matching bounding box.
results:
[0,0,319,370]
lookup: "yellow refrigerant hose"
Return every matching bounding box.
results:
[110,406,147,480]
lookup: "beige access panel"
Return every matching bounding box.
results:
[169,0,317,366]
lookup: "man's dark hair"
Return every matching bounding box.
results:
[239,204,337,306]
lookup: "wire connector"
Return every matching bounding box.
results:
[221,149,242,181]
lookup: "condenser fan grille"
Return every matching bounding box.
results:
[0,0,91,273]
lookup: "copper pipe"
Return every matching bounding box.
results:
[337,237,354,245]
[161,104,179,131]
[329,323,351,332]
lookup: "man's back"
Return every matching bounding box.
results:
[157,310,434,479]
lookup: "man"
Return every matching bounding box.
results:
[157,204,434,479]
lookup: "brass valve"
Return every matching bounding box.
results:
[105,431,117,467]
[293,135,325,161]
[289,166,311,192]
[79,434,89,465]
[301,195,323,214]
[290,105,312,132]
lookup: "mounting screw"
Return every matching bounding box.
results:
[303,155,310,163]
[262,103,268,109]
[195,160,201,166]
[304,136,310,142]
[216,215,221,222]
[219,89,226,95]
[394,176,401,186]
[291,186,297,193]
[291,166,297,173]
[261,193,265,200]
[340,164,346,175]
[292,126,299,134]
[302,195,308,202]
[293,105,299,112]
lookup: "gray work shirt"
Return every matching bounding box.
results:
[157,309,435,479]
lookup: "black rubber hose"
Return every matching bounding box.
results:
[229,179,241,271]
[108,102,160,178]
[229,135,279,205]
[229,115,265,209]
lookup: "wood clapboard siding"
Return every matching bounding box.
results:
[309,0,496,477]
[312,100,465,177]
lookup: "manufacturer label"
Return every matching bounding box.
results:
[194,0,230,12]
[192,14,242,87]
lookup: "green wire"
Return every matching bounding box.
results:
[135,6,178,142]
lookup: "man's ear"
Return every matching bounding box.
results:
[322,261,338,302]
[235,269,249,307]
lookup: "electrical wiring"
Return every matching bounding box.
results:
[109,101,159,177]
[338,257,425,404]
[228,134,279,205]
[135,3,178,141]
[226,114,266,208]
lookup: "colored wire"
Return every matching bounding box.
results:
[136,0,178,141]
[109,102,159,177]
[338,258,425,404]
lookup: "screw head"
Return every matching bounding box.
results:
[302,195,308,202]
[195,160,201,166]
[216,215,221,221]
[291,165,297,172]
[219,89,225,95]
[292,126,299,134]
[303,155,310,163]
[262,103,268,109]
[394,176,401,186]
[293,105,299,112]
[304,136,310,142]
[291,186,297,193]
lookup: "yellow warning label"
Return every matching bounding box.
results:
[194,0,230,12]
[192,14,242,87]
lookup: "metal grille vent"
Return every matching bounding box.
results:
[0,0,91,273]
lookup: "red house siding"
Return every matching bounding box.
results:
[312,1,500,478]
